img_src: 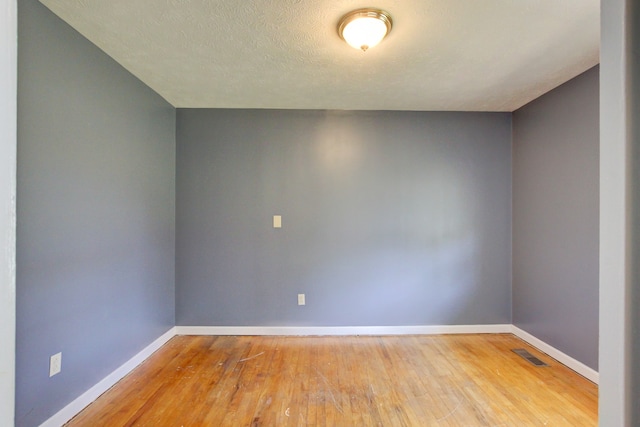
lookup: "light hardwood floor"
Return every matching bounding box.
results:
[66,334,597,426]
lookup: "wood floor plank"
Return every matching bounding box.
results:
[65,334,597,426]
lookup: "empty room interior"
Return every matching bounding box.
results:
[11,0,623,425]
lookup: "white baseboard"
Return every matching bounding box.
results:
[510,325,599,384]
[40,327,177,427]
[39,323,598,426]
[175,324,513,336]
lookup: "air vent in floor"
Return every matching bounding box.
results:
[512,348,549,367]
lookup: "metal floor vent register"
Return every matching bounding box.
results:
[512,348,549,367]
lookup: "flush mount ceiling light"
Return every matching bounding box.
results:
[338,8,393,52]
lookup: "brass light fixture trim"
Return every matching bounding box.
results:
[338,8,393,52]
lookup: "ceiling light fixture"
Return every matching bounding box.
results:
[338,8,393,52]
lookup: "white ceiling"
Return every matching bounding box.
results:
[39,0,600,112]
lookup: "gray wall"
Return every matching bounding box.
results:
[512,66,599,370]
[629,0,640,424]
[16,1,175,426]
[599,0,636,423]
[0,0,16,424]
[176,109,512,327]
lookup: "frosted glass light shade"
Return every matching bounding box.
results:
[338,9,393,52]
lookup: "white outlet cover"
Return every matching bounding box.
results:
[50,352,62,377]
[298,293,305,306]
[273,215,282,228]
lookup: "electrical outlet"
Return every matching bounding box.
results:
[50,352,62,377]
[273,215,282,228]
[298,293,305,306]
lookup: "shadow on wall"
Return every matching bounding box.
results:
[306,232,479,326]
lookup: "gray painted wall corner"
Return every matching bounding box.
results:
[599,0,632,424]
[628,0,640,425]
[513,66,599,370]
[0,0,17,425]
[16,1,175,425]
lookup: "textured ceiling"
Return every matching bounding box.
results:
[39,0,599,111]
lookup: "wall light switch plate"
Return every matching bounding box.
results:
[50,352,62,377]
[298,293,305,306]
[273,215,282,228]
